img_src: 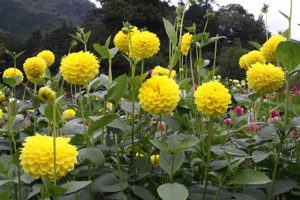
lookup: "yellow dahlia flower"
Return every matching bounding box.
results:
[60,51,99,85]
[23,57,47,81]
[20,134,78,181]
[3,68,24,85]
[247,63,285,93]
[131,31,160,61]
[150,154,159,166]
[138,76,180,115]
[239,50,266,70]
[62,109,76,121]
[194,81,231,116]
[152,66,176,78]
[180,32,193,56]
[39,86,56,101]
[114,27,140,54]
[260,34,286,62]
[37,50,55,67]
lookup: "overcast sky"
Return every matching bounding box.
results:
[90,0,300,40]
[168,0,300,40]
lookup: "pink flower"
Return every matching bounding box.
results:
[194,84,198,90]
[224,118,232,125]
[271,110,279,118]
[157,122,166,130]
[234,106,244,116]
[272,116,281,122]
[248,124,260,133]
[289,130,299,139]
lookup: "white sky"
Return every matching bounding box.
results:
[89,0,300,40]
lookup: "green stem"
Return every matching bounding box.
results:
[52,102,57,184]
[268,138,283,200]
[288,0,293,40]
[115,135,125,200]
[212,34,218,78]
[108,56,112,85]
[202,117,214,200]
[189,50,195,88]
[141,59,144,75]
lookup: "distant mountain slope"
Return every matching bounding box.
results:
[0,0,95,38]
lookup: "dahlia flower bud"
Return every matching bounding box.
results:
[248,124,260,133]
[271,110,279,118]
[234,106,244,116]
[39,87,56,102]
[289,130,299,139]
[150,154,159,166]
[224,118,232,125]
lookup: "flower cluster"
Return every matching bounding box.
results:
[194,81,232,116]
[62,109,76,121]
[181,32,193,55]
[246,63,285,93]
[130,31,160,61]
[138,76,180,115]
[114,27,140,54]
[151,66,176,78]
[23,57,47,82]
[37,50,55,67]
[3,68,24,85]
[239,50,266,70]
[60,51,99,85]
[260,34,286,62]
[20,134,78,181]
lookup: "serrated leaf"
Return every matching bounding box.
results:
[78,147,105,166]
[93,43,110,59]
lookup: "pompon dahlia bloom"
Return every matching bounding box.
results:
[60,51,99,85]
[260,34,286,62]
[39,86,56,101]
[37,50,55,67]
[180,32,193,56]
[62,109,76,121]
[23,57,47,81]
[20,134,78,181]
[3,68,24,85]
[194,81,232,116]
[130,31,160,61]
[152,66,176,78]
[239,50,266,70]
[114,27,140,54]
[247,63,285,93]
[138,76,180,115]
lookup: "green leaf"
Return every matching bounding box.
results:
[149,140,169,152]
[3,77,17,87]
[78,147,105,166]
[93,173,128,193]
[159,151,185,178]
[132,185,158,200]
[276,41,300,72]
[252,151,271,163]
[248,41,262,50]
[279,10,290,20]
[163,18,177,46]
[0,192,9,200]
[87,114,117,136]
[63,181,91,194]
[157,183,188,200]
[231,169,271,185]
[108,74,128,103]
[268,179,297,197]
[93,43,110,59]
[170,50,180,69]
[43,178,67,198]
[192,32,209,43]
